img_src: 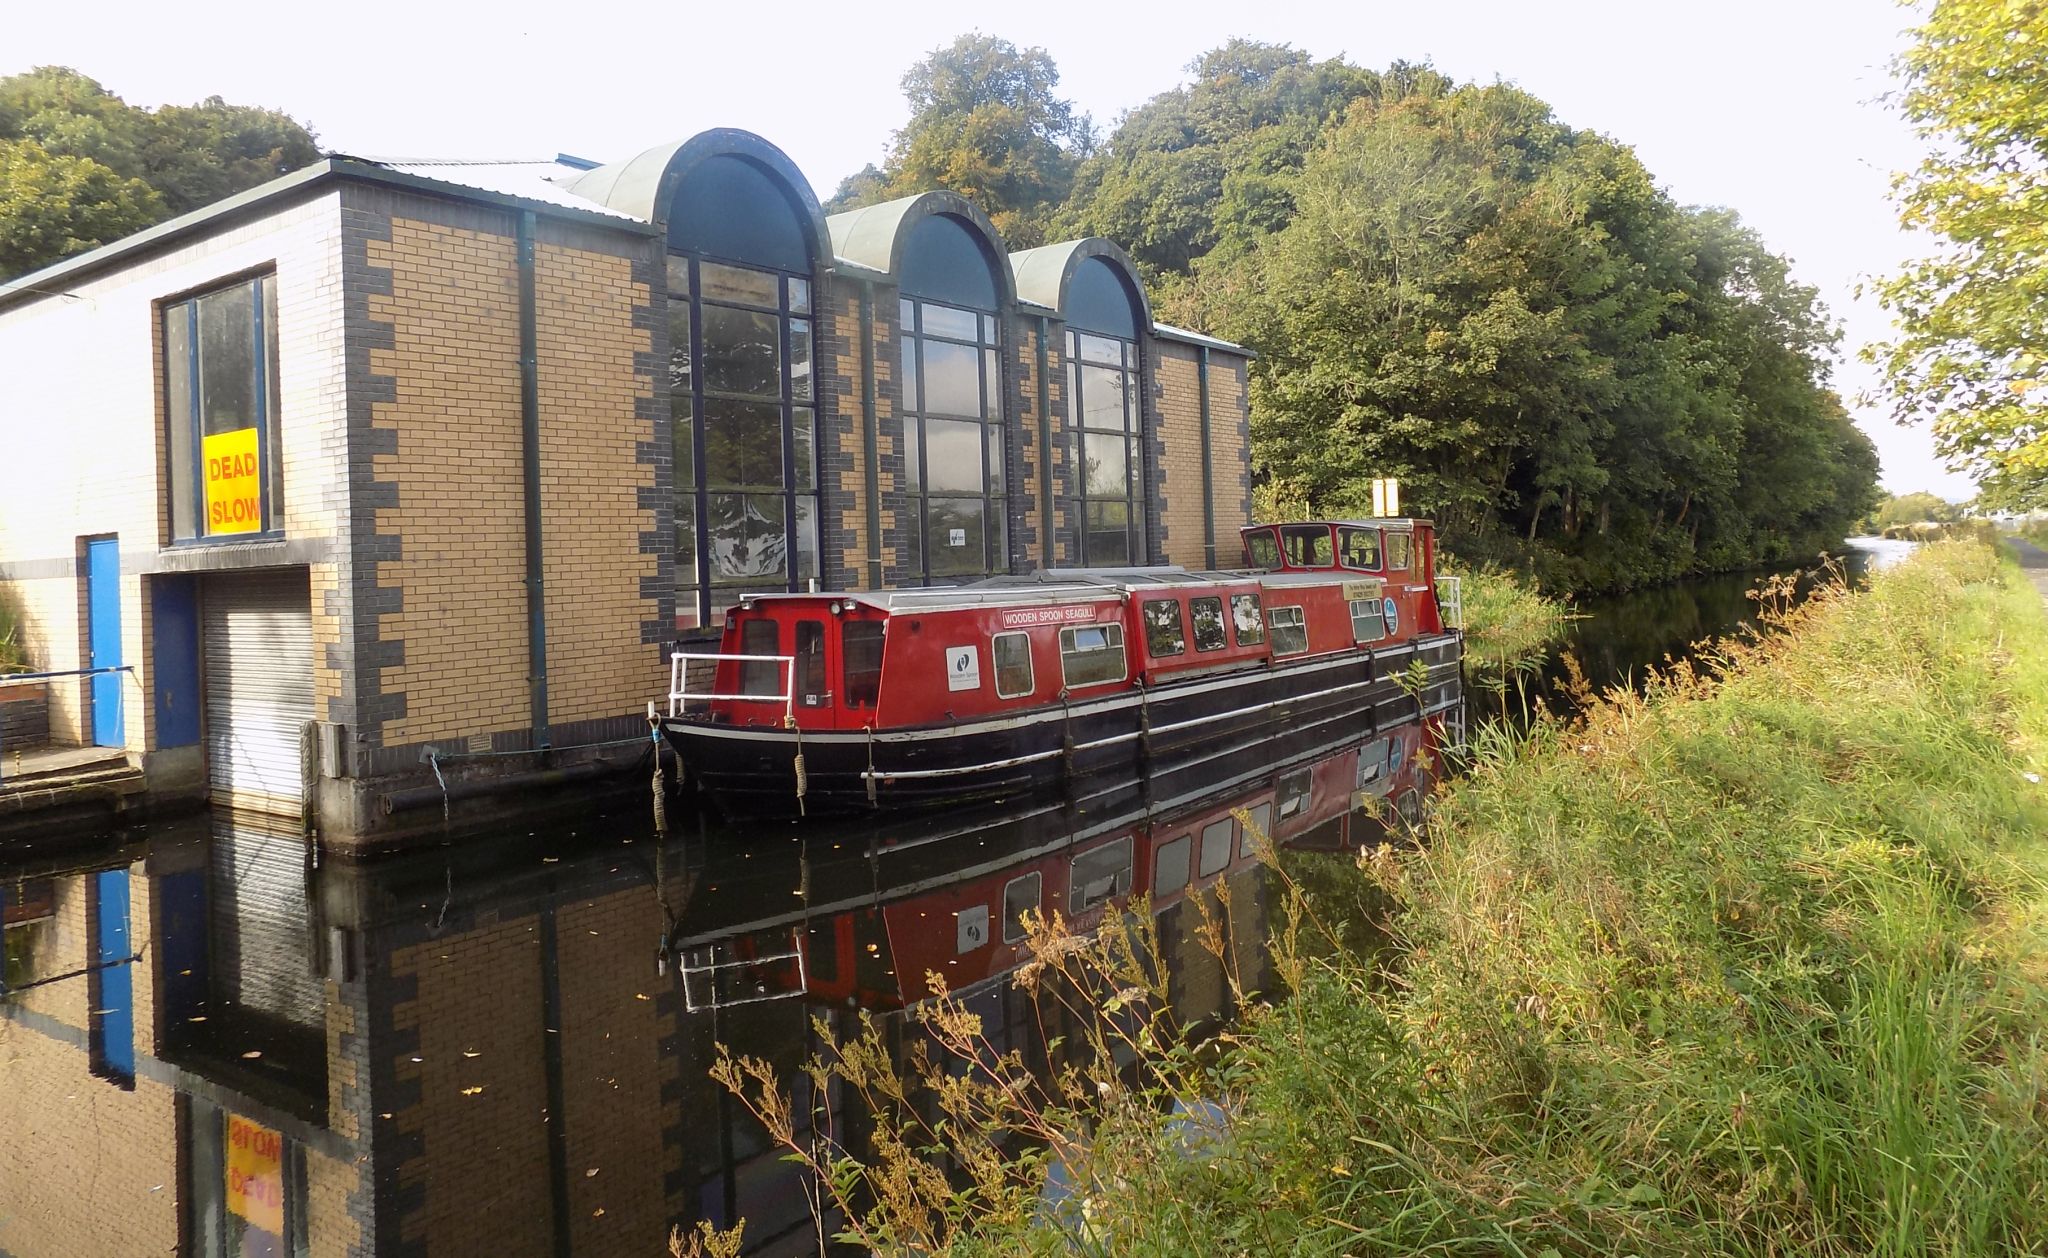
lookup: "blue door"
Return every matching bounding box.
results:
[93,869,135,1079]
[87,537,123,747]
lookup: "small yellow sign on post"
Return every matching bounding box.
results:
[203,427,263,535]
[1371,478,1402,518]
[225,1113,285,1235]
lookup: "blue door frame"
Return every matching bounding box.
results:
[86,537,123,747]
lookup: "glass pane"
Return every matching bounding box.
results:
[198,282,257,435]
[1190,597,1227,651]
[1269,607,1308,656]
[1086,500,1129,566]
[985,424,1006,494]
[706,492,788,583]
[981,313,999,345]
[904,502,925,579]
[262,274,280,531]
[668,302,693,387]
[843,621,884,708]
[1060,624,1126,687]
[921,339,981,417]
[1142,599,1186,656]
[1084,432,1128,497]
[1231,594,1264,645]
[701,305,780,398]
[700,261,778,307]
[665,255,692,296]
[1077,332,1123,367]
[166,305,196,539]
[1069,837,1133,915]
[789,319,813,402]
[792,407,815,492]
[983,348,1000,418]
[1081,364,1126,431]
[993,633,1033,698]
[795,621,826,704]
[900,335,918,413]
[990,502,1008,573]
[925,418,982,494]
[739,619,780,696]
[703,397,783,489]
[899,298,916,333]
[1340,527,1382,569]
[1153,836,1191,897]
[1002,873,1039,942]
[921,303,979,341]
[1245,530,1280,568]
[1242,802,1273,856]
[1199,818,1233,877]
[1386,532,1413,569]
[787,276,810,314]
[903,417,922,492]
[1065,354,1079,433]
[672,394,696,487]
[1282,525,1333,567]
[674,496,698,593]
[926,497,986,576]
[795,495,818,584]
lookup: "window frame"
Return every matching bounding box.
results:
[1059,622,1127,689]
[162,271,283,545]
[1001,872,1041,944]
[1339,526,1383,571]
[903,296,1008,584]
[1066,328,1143,566]
[1267,605,1309,657]
[1152,835,1192,897]
[1348,598,1387,643]
[841,620,884,709]
[1239,801,1273,858]
[991,630,1035,699]
[1280,525,1333,567]
[1140,597,1187,658]
[1198,817,1234,877]
[1189,596,1228,652]
[1244,528,1281,568]
[737,618,782,697]
[668,254,818,630]
[1068,836,1134,915]
[1231,593,1265,646]
[1384,530,1413,570]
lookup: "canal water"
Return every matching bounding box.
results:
[0,542,1913,1257]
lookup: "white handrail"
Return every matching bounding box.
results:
[668,652,796,720]
[1435,576,1464,630]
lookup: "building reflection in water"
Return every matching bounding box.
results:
[0,676,1460,1256]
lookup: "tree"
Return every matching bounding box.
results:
[825,35,1089,247]
[1868,0,2048,509]
[1870,490,1961,529]
[0,67,319,280]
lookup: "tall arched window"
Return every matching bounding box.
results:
[898,214,1008,584]
[1063,256,1144,567]
[666,155,817,626]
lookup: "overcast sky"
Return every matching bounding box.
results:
[7,0,1968,499]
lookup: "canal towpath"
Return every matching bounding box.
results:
[2011,534,2048,606]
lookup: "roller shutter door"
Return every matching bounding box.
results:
[203,569,313,818]
[208,816,321,1029]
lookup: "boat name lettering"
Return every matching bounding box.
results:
[999,605,1101,628]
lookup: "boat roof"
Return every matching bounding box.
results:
[1244,517,1433,530]
[736,565,1380,616]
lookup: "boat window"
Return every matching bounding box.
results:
[1348,598,1387,643]
[1240,801,1273,858]
[1141,598,1186,657]
[739,619,781,696]
[795,620,827,706]
[1244,528,1281,568]
[992,631,1034,699]
[1281,525,1333,567]
[1385,531,1412,570]
[1060,623,1126,688]
[1268,606,1308,656]
[1189,597,1228,652]
[842,621,884,709]
[1277,769,1312,819]
[1069,837,1133,915]
[1231,593,1264,646]
[1199,817,1234,877]
[1339,527,1382,570]
[1152,835,1191,897]
[1002,872,1041,944]
[1358,737,1393,788]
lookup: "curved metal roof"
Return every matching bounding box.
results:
[824,192,1017,304]
[1008,238,1154,332]
[563,129,831,266]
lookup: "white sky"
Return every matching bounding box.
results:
[6,0,1969,499]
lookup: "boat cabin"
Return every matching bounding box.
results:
[678,520,1446,733]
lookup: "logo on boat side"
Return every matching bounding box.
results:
[946,645,982,691]
[1383,597,1399,635]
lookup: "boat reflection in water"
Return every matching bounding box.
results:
[0,674,1460,1257]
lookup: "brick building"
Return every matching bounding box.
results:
[0,130,1253,846]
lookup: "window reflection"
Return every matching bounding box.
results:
[1066,328,1141,566]
[902,297,1006,583]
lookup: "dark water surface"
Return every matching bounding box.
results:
[0,543,1913,1257]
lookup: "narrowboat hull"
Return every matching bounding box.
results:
[663,631,1462,817]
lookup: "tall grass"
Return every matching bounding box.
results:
[1442,556,1572,670]
[704,541,2048,1256]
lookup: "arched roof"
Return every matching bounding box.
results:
[1009,238,1153,338]
[564,129,831,268]
[825,192,1016,307]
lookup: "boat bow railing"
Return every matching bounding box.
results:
[1435,576,1464,630]
[668,652,796,721]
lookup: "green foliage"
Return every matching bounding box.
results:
[1440,556,1573,670]
[1869,489,1961,530]
[0,67,319,280]
[0,587,25,674]
[825,35,1090,248]
[1867,1,2048,510]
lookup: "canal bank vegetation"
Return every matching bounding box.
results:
[1438,556,1572,672]
[701,541,2048,1255]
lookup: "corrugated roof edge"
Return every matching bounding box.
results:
[0,156,659,314]
[1151,321,1253,357]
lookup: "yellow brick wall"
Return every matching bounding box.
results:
[533,235,658,726]
[1155,342,1212,570]
[1016,324,1045,568]
[829,287,875,588]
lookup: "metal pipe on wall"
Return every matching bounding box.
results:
[516,211,551,750]
[1199,345,1217,569]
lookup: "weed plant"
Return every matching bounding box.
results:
[690,541,2048,1256]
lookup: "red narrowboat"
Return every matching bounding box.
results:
[659,519,1463,816]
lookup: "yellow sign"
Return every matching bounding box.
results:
[225,1113,285,1235]
[1342,579,1385,602]
[203,427,263,535]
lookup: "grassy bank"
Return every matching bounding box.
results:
[706,542,2048,1256]
[1441,557,1573,671]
